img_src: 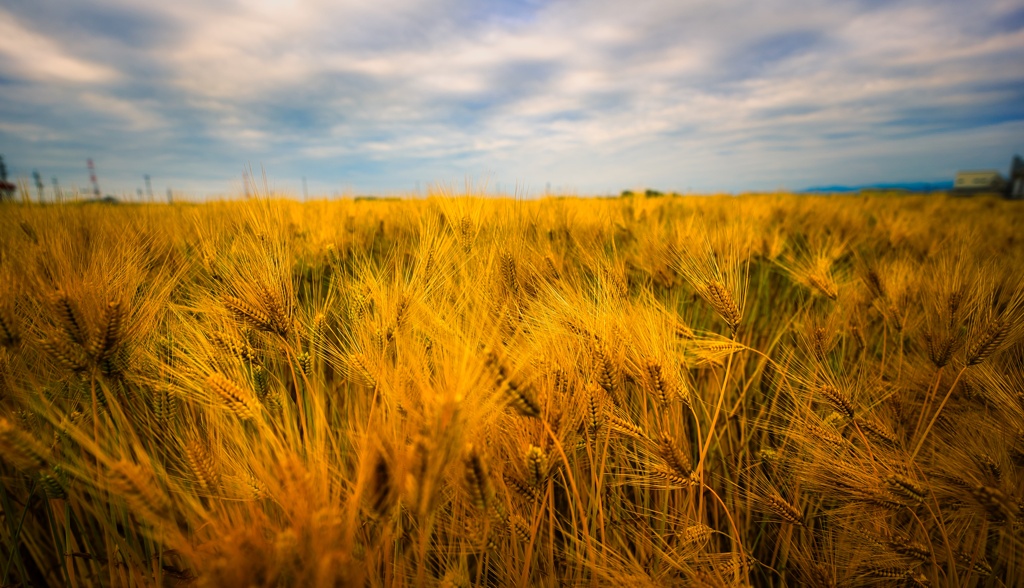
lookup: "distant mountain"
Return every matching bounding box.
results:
[799,181,954,193]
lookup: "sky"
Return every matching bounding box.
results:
[1,0,1023,198]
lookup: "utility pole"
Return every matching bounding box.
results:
[33,170,44,203]
[0,155,14,202]
[144,174,153,202]
[52,177,62,204]
[87,158,100,199]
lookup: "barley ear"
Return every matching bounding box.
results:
[53,291,88,345]
[207,373,260,421]
[458,216,474,252]
[592,344,620,404]
[966,317,1008,366]
[817,384,854,419]
[0,417,49,471]
[525,444,548,487]
[658,431,692,477]
[185,440,221,493]
[106,459,170,525]
[645,360,672,406]
[506,379,541,418]
[223,295,275,334]
[500,251,520,297]
[463,444,490,511]
[0,305,20,347]
[585,383,603,434]
[366,451,394,516]
[706,280,741,335]
[807,273,838,300]
[765,491,805,526]
[40,337,88,372]
[91,300,123,364]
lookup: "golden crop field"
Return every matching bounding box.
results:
[1,192,1023,587]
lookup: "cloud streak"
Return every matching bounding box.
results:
[0,0,1022,196]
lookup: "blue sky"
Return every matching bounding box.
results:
[1,0,1022,198]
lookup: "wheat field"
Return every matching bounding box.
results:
[1,191,1022,587]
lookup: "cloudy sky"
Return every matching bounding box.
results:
[1,0,1022,198]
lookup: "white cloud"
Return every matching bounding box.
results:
[78,92,165,131]
[0,0,1022,195]
[0,8,119,83]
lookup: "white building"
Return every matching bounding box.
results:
[952,170,1006,195]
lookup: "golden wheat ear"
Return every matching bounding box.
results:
[585,383,604,434]
[0,416,50,471]
[681,523,713,550]
[185,440,221,494]
[524,444,549,488]
[706,280,742,334]
[499,251,520,298]
[207,373,260,421]
[807,270,839,300]
[458,215,475,252]
[0,304,20,347]
[764,490,805,527]
[40,336,89,372]
[817,384,855,420]
[90,300,123,364]
[505,378,541,418]
[365,451,395,517]
[52,290,88,346]
[223,295,277,334]
[463,444,491,511]
[965,316,1009,366]
[106,459,171,525]
[591,343,621,404]
[257,282,291,336]
[657,431,693,479]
